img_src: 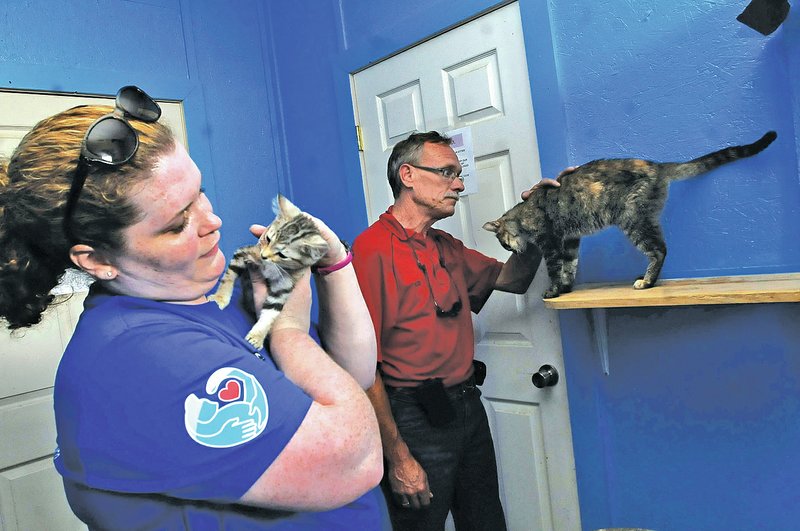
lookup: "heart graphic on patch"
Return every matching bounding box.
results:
[218,379,242,402]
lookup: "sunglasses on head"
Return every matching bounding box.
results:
[62,85,162,241]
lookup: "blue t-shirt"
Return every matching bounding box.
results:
[53,283,389,530]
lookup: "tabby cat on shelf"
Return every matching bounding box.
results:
[209,195,328,348]
[483,131,777,298]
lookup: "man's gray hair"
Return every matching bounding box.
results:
[387,131,452,199]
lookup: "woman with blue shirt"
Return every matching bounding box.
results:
[0,86,389,529]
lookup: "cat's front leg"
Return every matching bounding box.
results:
[542,255,566,299]
[208,268,240,309]
[559,237,581,294]
[208,247,251,309]
[537,238,566,298]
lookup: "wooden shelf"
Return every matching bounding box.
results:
[543,273,800,310]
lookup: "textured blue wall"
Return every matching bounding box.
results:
[0,0,285,259]
[550,0,799,283]
[542,4,800,528]
[561,303,800,529]
[267,1,800,530]
[260,1,362,240]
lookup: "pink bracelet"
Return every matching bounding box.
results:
[314,247,353,276]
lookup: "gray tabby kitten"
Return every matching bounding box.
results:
[209,195,328,348]
[483,131,777,298]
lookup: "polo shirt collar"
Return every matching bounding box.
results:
[379,206,418,242]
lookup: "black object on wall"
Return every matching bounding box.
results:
[737,0,791,35]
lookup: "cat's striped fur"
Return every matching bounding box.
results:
[483,131,777,298]
[209,195,328,348]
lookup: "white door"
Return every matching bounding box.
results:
[0,90,187,530]
[351,3,580,530]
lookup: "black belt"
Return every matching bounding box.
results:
[386,373,478,396]
[385,359,485,394]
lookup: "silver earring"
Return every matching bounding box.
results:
[106,271,114,278]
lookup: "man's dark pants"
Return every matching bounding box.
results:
[383,379,507,531]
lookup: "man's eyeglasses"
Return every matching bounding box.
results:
[407,237,462,318]
[63,85,162,241]
[407,164,464,183]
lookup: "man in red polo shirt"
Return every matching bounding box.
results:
[352,131,559,530]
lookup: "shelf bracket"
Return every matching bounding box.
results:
[588,307,610,375]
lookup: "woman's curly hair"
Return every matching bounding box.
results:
[0,105,174,329]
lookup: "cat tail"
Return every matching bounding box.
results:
[661,130,777,182]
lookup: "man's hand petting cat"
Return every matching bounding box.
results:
[520,166,579,200]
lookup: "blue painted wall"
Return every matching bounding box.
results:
[266,1,800,530]
[1,0,286,259]
[551,1,799,282]
[561,303,800,530]
[4,0,798,529]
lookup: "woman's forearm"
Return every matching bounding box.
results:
[254,327,382,510]
[314,264,377,389]
[269,327,367,403]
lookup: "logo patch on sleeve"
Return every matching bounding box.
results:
[184,367,269,448]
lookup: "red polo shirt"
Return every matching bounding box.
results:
[353,208,502,387]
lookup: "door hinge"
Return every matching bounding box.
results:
[355,125,364,152]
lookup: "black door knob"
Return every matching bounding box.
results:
[532,364,559,388]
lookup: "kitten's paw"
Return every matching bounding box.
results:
[207,293,230,309]
[633,279,653,290]
[246,331,267,349]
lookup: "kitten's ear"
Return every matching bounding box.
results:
[273,194,302,219]
[482,220,501,233]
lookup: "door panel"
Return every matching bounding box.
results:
[488,399,552,530]
[0,457,85,531]
[352,3,580,530]
[0,298,87,531]
[0,90,186,530]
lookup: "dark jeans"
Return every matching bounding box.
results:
[383,378,507,531]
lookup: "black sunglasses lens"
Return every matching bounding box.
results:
[436,300,462,318]
[84,117,138,164]
[117,86,161,122]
